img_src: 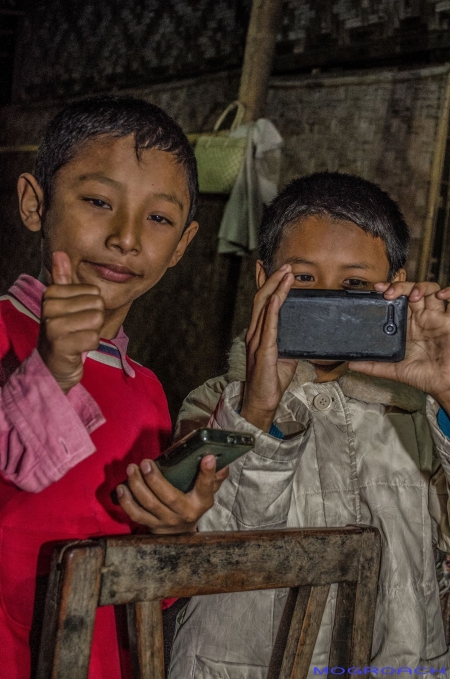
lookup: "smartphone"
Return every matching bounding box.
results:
[111,428,255,502]
[277,289,408,362]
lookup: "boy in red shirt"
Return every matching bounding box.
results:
[0,96,227,678]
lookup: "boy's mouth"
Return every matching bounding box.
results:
[87,261,140,283]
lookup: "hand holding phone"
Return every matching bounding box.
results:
[111,430,253,534]
[241,264,298,433]
[349,280,450,411]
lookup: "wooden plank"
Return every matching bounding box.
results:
[268,585,330,679]
[282,585,330,679]
[418,72,450,280]
[99,528,369,606]
[238,0,284,122]
[127,601,164,679]
[328,581,357,676]
[349,529,381,668]
[36,544,66,679]
[267,587,301,678]
[36,541,105,679]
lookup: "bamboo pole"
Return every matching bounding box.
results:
[238,0,284,124]
[417,72,450,281]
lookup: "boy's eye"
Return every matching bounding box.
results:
[294,274,314,282]
[343,278,369,288]
[148,214,173,225]
[84,198,111,209]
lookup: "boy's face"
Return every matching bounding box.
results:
[269,213,402,290]
[258,213,406,374]
[19,134,198,328]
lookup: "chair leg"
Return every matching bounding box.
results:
[329,581,357,674]
[127,600,165,679]
[36,540,104,679]
[268,584,330,679]
[349,529,381,669]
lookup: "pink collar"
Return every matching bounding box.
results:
[8,274,135,378]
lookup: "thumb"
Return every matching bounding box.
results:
[189,454,217,502]
[348,360,397,380]
[52,251,72,285]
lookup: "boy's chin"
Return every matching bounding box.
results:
[308,359,347,368]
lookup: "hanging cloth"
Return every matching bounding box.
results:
[218,118,283,256]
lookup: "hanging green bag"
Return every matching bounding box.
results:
[194,101,247,194]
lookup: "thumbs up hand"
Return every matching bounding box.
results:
[37,252,105,393]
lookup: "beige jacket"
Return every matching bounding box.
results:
[169,340,450,679]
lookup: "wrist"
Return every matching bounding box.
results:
[39,356,82,395]
[433,392,450,418]
[240,405,277,432]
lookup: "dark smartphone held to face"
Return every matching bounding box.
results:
[111,429,255,504]
[277,289,408,362]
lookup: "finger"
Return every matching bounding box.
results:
[382,281,444,314]
[383,281,440,302]
[247,299,269,362]
[188,454,218,510]
[247,265,292,338]
[116,483,168,529]
[437,287,450,302]
[44,284,101,300]
[259,294,283,355]
[126,462,179,521]
[45,309,105,336]
[49,329,102,356]
[42,294,105,318]
[408,282,444,312]
[213,466,229,493]
[348,359,398,381]
[52,251,72,285]
[374,282,391,292]
[382,281,418,299]
[249,274,294,355]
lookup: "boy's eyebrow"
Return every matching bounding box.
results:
[77,173,121,187]
[153,192,184,212]
[285,257,372,270]
[76,174,184,211]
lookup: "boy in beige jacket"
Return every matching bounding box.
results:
[133,172,450,678]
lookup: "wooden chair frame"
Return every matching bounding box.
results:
[36,525,381,679]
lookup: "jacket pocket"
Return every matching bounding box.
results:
[193,655,266,679]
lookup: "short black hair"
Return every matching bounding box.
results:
[34,95,198,228]
[259,172,409,279]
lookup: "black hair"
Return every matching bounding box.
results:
[259,172,410,279]
[34,95,198,228]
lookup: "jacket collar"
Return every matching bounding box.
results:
[8,274,135,378]
[226,335,426,413]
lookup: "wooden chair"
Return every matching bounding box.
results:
[36,525,381,679]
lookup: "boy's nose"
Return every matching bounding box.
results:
[106,217,142,254]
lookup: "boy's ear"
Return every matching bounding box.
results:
[17,173,44,233]
[392,268,407,283]
[256,260,268,290]
[168,221,199,267]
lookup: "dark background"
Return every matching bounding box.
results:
[2,0,450,421]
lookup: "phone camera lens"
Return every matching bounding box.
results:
[383,323,397,335]
[226,435,236,444]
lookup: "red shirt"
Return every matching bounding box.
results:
[0,275,172,679]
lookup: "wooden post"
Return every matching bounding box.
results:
[417,71,450,281]
[238,0,284,123]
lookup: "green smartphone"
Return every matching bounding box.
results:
[155,428,255,492]
[111,428,255,503]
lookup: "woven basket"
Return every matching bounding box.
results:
[194,101,247,194]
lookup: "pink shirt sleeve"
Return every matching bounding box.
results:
[0,348,105,492]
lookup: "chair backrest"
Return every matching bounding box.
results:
[36,525,381,679]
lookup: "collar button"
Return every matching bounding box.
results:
[313,393,332,411]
